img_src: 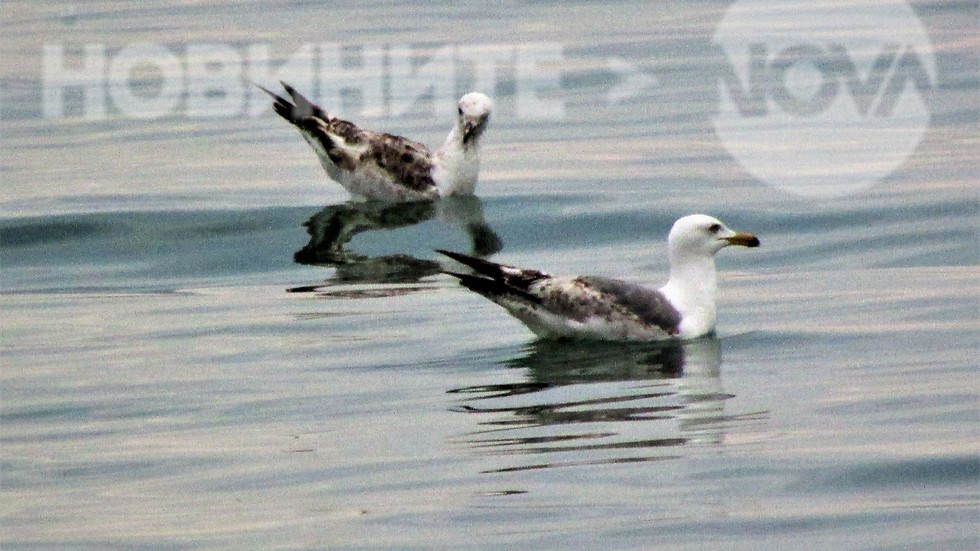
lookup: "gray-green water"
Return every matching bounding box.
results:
[2,2,977,549]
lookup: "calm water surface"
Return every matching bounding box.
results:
[1,2,977,550]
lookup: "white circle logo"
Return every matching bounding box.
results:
[713,1,936,198]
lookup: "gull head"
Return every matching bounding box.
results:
[668,214,760,259]
[457,92,493,145]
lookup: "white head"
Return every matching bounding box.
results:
[457,92,493,145]
[668,214,759,261]
[662,215,759,339]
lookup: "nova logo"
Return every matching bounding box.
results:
[713,0,936,198]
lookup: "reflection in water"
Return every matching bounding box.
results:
[450,338,748,473]
[290,196,502,288]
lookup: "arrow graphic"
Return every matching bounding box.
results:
[606,57,658,104]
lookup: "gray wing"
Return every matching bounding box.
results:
[573,276,682,335]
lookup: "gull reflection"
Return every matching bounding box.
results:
[290,196,502,289]
[449,338,738,473]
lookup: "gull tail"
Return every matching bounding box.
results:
[256,81,332,125]
[437,249,548,303]
[443,271,542,306]
[437,249,511,280]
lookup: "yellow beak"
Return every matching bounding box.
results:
[724,232,760,247]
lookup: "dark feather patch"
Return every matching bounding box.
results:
[436,250,548,292]
[438,250,552,308]
[257,82,330,124]
[445,271,542,305]
[366,134,436,193]
[279,81,331,121]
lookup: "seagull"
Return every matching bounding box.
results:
[260,82,493,202]
[438,214,760,341]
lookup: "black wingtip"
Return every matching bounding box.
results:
[436,249,481,269]
[436,249,504,278]
[439,251,543,306]
[441,269,471,281]
[436,249,469,263]
[253,81,279,99]
[280,82,306,109]
[443,270,542,305]
[274,82,332,122]
[253,81,300,123]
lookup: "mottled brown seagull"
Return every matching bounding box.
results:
[260,82,492,202]
[439,215,760,341]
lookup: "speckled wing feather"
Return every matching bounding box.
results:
[357,132,438,194]
[573,276,682,335]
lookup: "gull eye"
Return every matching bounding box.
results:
[458,106,464,115]
[708,223,722,233]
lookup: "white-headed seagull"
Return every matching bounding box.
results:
[439,215,759,341]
